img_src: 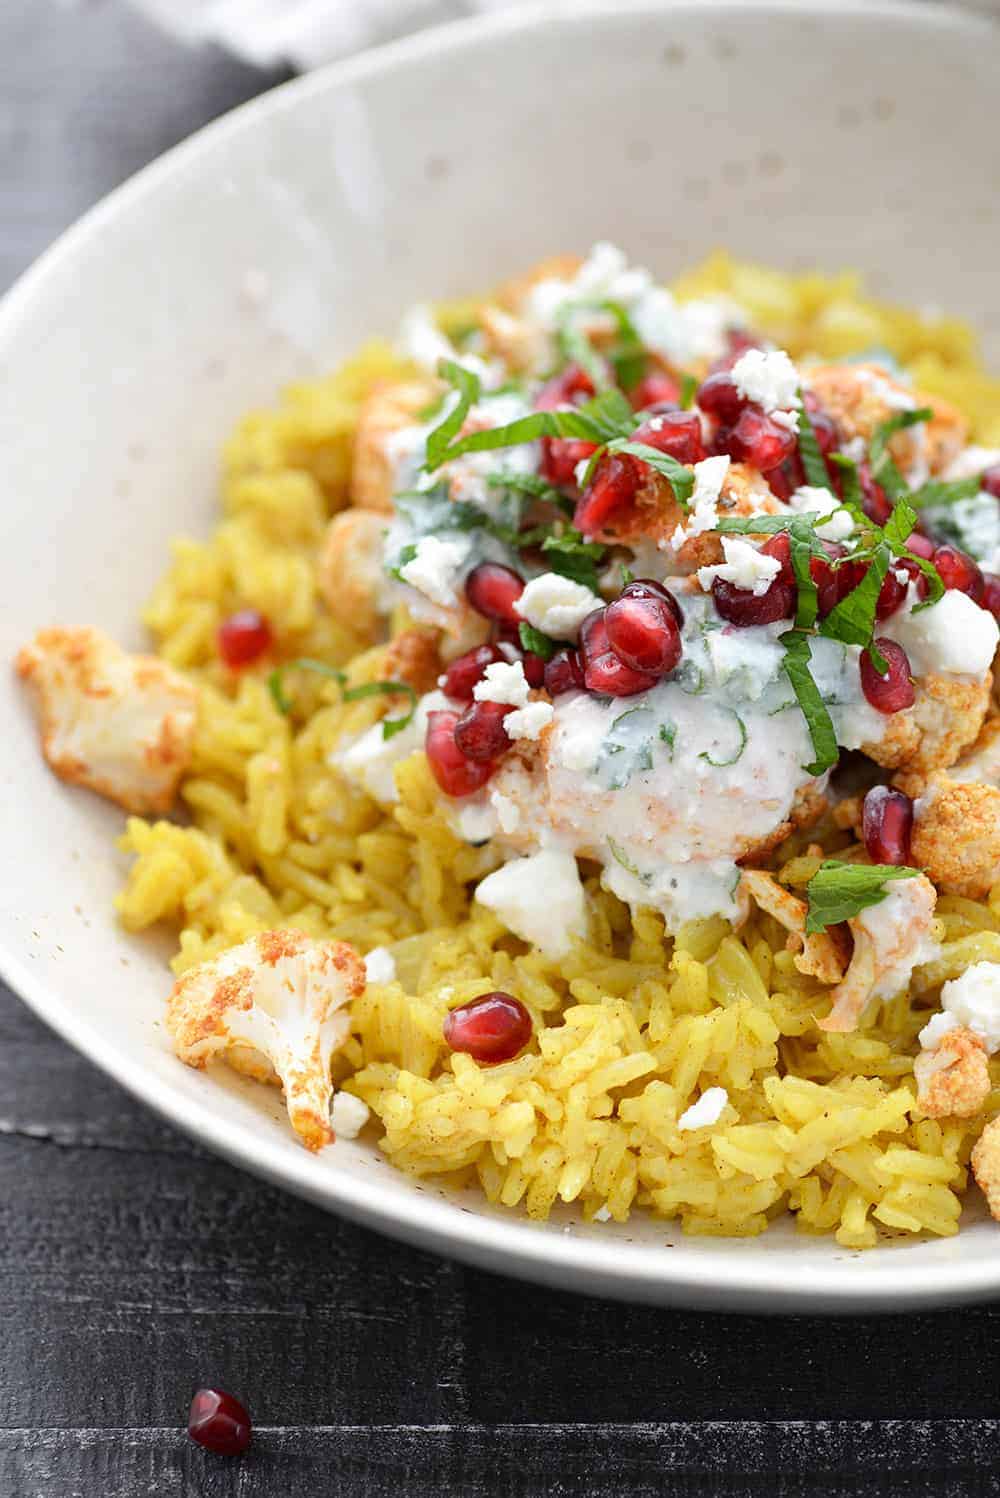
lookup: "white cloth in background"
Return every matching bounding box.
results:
[125,0,526,70]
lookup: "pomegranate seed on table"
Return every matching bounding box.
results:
[982,573,1000,620]
[604,591,683,675]
[695,371,746,424]
[579,608,659,696]
[544,648,585,695]
[724,408,797,472]
[442,643,505,701]
[621,577,685,627]
[979,465,1000,499]
[453,700,512,761]
[862,785,914,866]
[860,639,915,714]
[188,1388,252,1457]
[920,544,984,602]
[631,409,705,465]
[217,609,272,668]
[465,562,525,623]
[574,452,642,536]
[443,991,533,1064]
[630,370,680,410]
[425,710,496,796]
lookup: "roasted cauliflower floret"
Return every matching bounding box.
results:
[383,627,443,696]
[863,672,993,785]
[317,509,388,640]
[806,363,966,480]
[166,929,365,1151]
[739,870,849,982]
[819,873,938,1033]
[16,627,197,815]
[914,1025,991,1119]
[911,774,1000,900]
[351,379,437,512]
[972,1116,1000,1222]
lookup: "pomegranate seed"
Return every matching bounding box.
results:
[862,785,914,865]
[982,572,1000,621]
[535,363,595,412]
[632,409,705,465]
[725,408,796,472]
[544,648,585,695]
[712,575,795,627]
[766,461,797,503]
[621,577,685,628]
[806,409,839,456]
[521,651,546,688]
[810,543,848,618]
[875,564,910,621]
[980,465,1000,499]
[454,700,512,761]
[541,436,599,487]
[859,462,891,526]
[760,532,795,585]
[905,531,935,560]
[860,639,915,714]
[442,644,504,701]
[579,608,658,696]
[630,370,680,410]
[605,593,683,675]
[574,453,642,537]
[188,1389,252,1457]
[217,609,272,668]
[425,710,495,796]
[465,562,525,623]
[922,543,984,602]
[443,991,533,1064]
[696,371,746,424]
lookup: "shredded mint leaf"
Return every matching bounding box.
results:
[595,708,656,790]
[387,541,419,582]
[601,300,647,392]
[605,439,695,510]
[658,721,677,759]
[868,407,932,505]
[424,359,482,471]
[427,387,636,471]
[556,305,610,390]
[268,659,417,740]
[796,400,831,489]
[911,476,984,509]
[780,630,839,776]
[818,547,891,653]
[540,530,606,592]
[804,858,920,934]
[699,709,748,768]
[827,453,863,515]
[607,837,647,881]
[679,373,698,410]
[518,621,558,660]
[486,470,566,507]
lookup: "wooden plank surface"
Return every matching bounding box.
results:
[3,2,1000,1494]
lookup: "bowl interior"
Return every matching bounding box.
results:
[2,0,999,1308]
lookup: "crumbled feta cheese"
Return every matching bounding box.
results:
[363,947,397,985]
[884,589,999,677]
[920,962,1000,1054]
[504,700,554,742]
[731,348,801,414]
[490,789,521,834]
[669,455,730,551]
[592,1204,612,1223]
[474,848,586,956]
[770,408,800,434]
[514,572,600,641]
[473,660,531,707]
[330,1091,371,1139]
[398,535,471,607]
[789,484,854,542]
[678,1087,729,1131]
[697,537,781,596]
[335,690,445,804]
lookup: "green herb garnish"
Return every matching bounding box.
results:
[424,360,482,471]
[679,373,698,410]
[804,859,920,934]
[699,709,748,768]
[540,530,606,592]
[518,622,558,660]
[604,438,695,510]
[779,630,839,776]
[868,407,932,505]
[268,660,418,740]
[796,399,830,489]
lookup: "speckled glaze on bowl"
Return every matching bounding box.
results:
[2,0,999,1311]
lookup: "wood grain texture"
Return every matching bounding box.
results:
[3,2,1000,1494]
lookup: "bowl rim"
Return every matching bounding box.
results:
[3,0,999,1311]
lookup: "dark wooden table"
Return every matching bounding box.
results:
[3,3,999,1493]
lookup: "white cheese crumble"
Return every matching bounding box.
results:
[788,484,854,542]
[697,537,781,596]
[490,789,521,834]
[514,572,600,641]
[330,1091,371,1140]
[473,660,531,707]
[592,1204,613,1223]
[363,947,397,985]
[398,535,471,607]
[731,348,801,414]
[474,848,586,957]
[678,1087,729,1131]
[668,455,730,551]
[919,962,1000,1054]
[504,700,554,742]
[884,588,999,678]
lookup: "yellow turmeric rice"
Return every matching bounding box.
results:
[112,253,1000,1250]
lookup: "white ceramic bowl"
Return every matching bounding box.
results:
[3,0,999,1311]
